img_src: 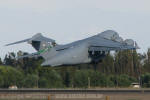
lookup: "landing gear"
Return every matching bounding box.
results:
[88,51,106,71]
[93,62,97,71]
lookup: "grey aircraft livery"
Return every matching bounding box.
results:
[6,30,140,67]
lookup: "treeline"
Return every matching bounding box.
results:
[0,49,150,88]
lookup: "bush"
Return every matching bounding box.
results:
[0,66,24,88]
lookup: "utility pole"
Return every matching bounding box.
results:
[88,77,90,88]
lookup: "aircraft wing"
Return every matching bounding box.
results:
[88,37,136,51]
[55,30,139,51]
[88,30,139,51]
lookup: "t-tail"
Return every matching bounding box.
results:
[6,33,56,51]
[5,33,56,58]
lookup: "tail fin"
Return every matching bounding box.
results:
[6,33,56,51]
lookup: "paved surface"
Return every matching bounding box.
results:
[0,89,149,100]
[0,89,149,94]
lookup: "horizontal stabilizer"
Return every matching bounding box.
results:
[5,33,56,51]
[31,33,55,42]
[5,38,30,46]
[17,52,40,59]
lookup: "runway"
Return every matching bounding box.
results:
[0,89,149,100]
[0,89,149,94]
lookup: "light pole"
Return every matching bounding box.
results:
[88,77,90,88]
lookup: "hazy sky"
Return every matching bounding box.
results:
[0,0,150,58]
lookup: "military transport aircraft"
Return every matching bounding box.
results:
[6,30,139,67]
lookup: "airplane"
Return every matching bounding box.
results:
[6,30,140,67]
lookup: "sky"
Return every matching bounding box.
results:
[0,0,150,58]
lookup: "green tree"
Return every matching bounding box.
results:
[89,71,114,87]
[0,66,24,88]
[111,74,136,87]
[73,70,89,88]
[141,73,150,87]
[0,58,2,65]
[22,74,38,88]
[98,54,114,74]
[39,68,63,88]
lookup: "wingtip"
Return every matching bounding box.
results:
[4,44,10,46]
